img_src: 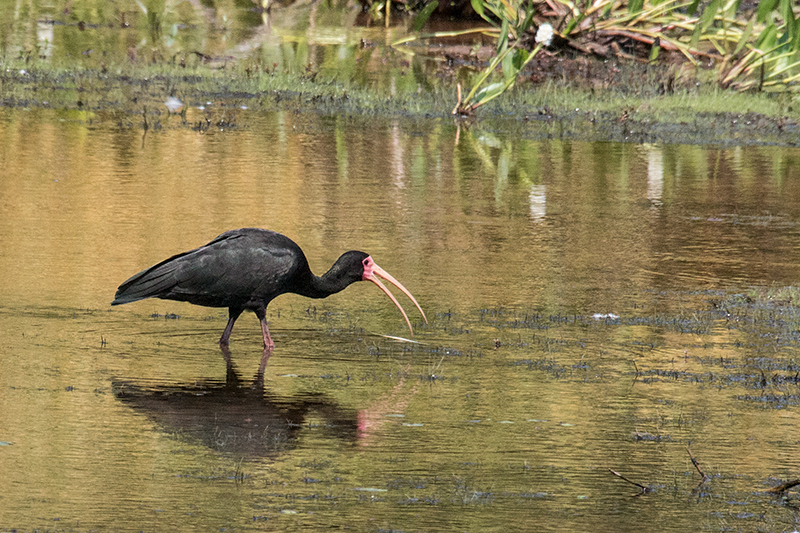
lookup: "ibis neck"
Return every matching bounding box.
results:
[294,263,357,299]
[289,251,366,299]
[302,274,351,298]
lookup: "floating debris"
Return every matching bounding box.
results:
[378,334,421,344]
[632,432,670,442]
[164,96,183,113]
[592,313,620,320]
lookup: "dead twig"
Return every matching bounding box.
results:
[608,468,651,493]
[686,446,709,482]
[766,479,800,494]
[452,83,463,116]
[595,29,723,60]
[565,38,611,58]
[610,41,648,63]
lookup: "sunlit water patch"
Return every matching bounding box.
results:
[4,107,800,531]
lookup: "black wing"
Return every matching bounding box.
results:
[111,229,305,309]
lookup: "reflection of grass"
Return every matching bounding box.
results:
[478,286,800,411]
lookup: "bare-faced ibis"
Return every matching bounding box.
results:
[112,228,427,348]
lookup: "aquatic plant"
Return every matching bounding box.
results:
[397,0,800,115]
[394,0,545,114]
[540,0,800,92]
[451,0,545,114]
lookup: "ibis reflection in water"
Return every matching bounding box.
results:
[113,349,359,458]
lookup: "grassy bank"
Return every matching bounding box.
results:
[2,54,799,146]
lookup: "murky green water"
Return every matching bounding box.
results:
[3,106,800,532]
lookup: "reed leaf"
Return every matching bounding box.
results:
[412,1,439,32]
[757,0,778,23]
[733,15,756,55]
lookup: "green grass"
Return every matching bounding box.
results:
[0,55,453,115]
[498,81,797,119]
[3,53,800,146]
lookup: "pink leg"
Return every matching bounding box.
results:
[219,308,243,346]
[219,317,236,346]
[254,307,274,349]
[260,317,274,350]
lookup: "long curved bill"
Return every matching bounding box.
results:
[365,262,427,335]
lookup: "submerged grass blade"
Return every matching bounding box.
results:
[391,27,498,47]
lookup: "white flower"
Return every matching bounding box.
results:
[535,23,553,46]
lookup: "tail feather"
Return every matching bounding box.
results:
[112,258,183,305]
[111,230,246,306]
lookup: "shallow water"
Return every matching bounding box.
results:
[3,105,800,531]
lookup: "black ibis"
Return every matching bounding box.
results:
[112,228,427,348]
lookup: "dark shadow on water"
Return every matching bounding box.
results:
[112,347,358,458]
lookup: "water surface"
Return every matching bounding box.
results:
[3,107,800,532]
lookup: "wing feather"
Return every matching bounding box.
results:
[112,228,305,309]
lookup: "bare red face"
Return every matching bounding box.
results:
[361,256,427,334]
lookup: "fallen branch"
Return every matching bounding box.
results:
[610,41,648,63]
[594,29,722,61]
[766,479,800,494]
[608,468,651,493]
